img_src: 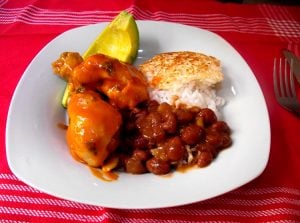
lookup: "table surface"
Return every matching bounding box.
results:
[1,0,300,222]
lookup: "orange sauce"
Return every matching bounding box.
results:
[57,122,68,130]
[66,90,122,167]
[176,163,197,173]
[89,167,119,182]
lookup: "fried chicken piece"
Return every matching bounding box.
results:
[66,90,122,167]
[52,53,149,109]
[52,52,83,80]
[71,54,149,109]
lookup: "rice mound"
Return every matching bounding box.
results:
[139,51,225,116]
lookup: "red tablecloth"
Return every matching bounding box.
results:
[1,0,300,222]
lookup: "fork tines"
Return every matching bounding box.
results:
[273,58,296,98]
[273,57,300,116]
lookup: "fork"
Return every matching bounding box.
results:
[273,58,300,116]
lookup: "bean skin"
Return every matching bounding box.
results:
[161,111,177,134]
[180,124,205,145]
[195,142,218,158]
[133,149,150,161]
[175,109,194,125]
[146,158,171,175]
[125,157,147,174]
[132,135,149,150]
[163,136,185,161]
[189,106,201,114]
[219,134,232,149]
[136,111,165,143]
[205,133,223,149]
[157,103,177,134]
[205,133,232,150]
[197,108,217,127]
[157,102,173,113]
[210,121,231,134]
[197,151,213,167]
[147,100,159,112]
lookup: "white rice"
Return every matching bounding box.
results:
[148,82,225,118]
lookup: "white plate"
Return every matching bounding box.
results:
[6,21,270,209]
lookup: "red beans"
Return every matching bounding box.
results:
[133,149,150,161]
[147,100,159,112]
[180,124,205,145]
[219,134,232,148]
[205,132,232,150]
[125,157,147,174]
[175,109,194,124]
[210,121,231,134]
[157,102,173,113]
[205,133,223,148]
[132,135,149,150]
[146,158,170,175]
[161,111,177,134]
[163,137,185,161]
[116,100,232,175]
[197,108,217,127]
[197,151,213,167]
[136,111,165,143]
[195,142,217,157]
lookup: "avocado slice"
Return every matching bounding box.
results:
[61,83,71,108]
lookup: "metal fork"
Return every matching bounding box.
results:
[273,58,300,116]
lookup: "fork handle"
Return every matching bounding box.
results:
[291,107,300,116]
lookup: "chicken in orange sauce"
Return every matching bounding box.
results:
[66,90,121,167]
[52,52,83,81]
[52,53,149,109]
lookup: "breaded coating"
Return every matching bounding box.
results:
[139,51,223,90]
